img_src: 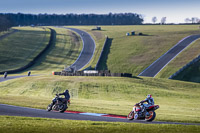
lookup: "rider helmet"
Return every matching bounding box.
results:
[64,89,69,93]
[147,94,152,98]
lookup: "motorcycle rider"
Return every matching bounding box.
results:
[58,89,70,102]
[49,89,70,109]
[140,94,154,114]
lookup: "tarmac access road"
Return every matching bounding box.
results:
[0,104,199,126]
[60,27,96,71]
[138,35,200,77]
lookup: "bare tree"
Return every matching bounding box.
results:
[161,17,167,24]
[152,16,157,24]
[185,18,191,23]
[191,17,199,23]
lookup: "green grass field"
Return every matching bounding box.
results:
[0,116,199,133]
[0,27,50,72]
[67,25,200,77]
[0,27,82,75]
[20,27,83,74]
[1,25,200,132]
[0,75,200,123]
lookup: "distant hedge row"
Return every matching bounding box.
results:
[1,13,143,26]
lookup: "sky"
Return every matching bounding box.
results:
[1,0,200,23]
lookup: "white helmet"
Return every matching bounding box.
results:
[147,94,152,98]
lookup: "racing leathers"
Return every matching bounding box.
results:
[50,90,70,109]
[140,97,154,112]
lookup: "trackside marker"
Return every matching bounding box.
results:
[102,114,127,119]
[81,113,108,117]
[65,110,127,119]
[65,110,84,114]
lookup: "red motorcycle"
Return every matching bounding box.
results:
[127,102,159,121]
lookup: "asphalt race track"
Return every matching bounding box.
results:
[138,35,200,77]
[61,27,96,71]
[0,104,199,125]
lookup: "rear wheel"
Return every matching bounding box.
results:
[59,104,67,113]
[145,111,156,121]
[127,111,135,120]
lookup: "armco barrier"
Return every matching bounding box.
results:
[0,28,56,74]
[169,55,200,79]
[54,70,132,78]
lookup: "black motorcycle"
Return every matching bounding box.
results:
[47,94,70,113]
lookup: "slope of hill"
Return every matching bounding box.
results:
[68,25,200,77]
[0,76,199,123]
[0,27,50,72]
[156,39,200,79]
[23,27,83,74]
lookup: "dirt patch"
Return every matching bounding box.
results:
[91,31,103,40]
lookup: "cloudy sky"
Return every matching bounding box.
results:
[1,0,200,23]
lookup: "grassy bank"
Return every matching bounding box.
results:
[0,116,199,133]
[156,39,200,78]
[21,27,83,74]
[67,25,200,76]
[0,27,50,72]
[0,75,200,123]
[172,59,200,83]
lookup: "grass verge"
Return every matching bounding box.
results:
[0,75,200,123]
[0,115,199,133]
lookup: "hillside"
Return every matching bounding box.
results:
[0,27,50,73]
[68,25,200,77]
[156,37,200,82]
[0,27,82,75]
[22,27,83,74]
[0,75,200,123]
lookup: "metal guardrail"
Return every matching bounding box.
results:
[53,70,132,78]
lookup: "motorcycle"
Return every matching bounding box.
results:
[47,94,70,113]
[127,102,159,121]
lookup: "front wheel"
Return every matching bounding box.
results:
[145,111,156,121]
[127,111,135,120]
[47,104,52,112]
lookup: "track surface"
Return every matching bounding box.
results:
[138,35,200,77]
[62,27,96,71]
[0,104,199,125]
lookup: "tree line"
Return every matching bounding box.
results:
[0,13,143,29]
[0,15,12,32]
